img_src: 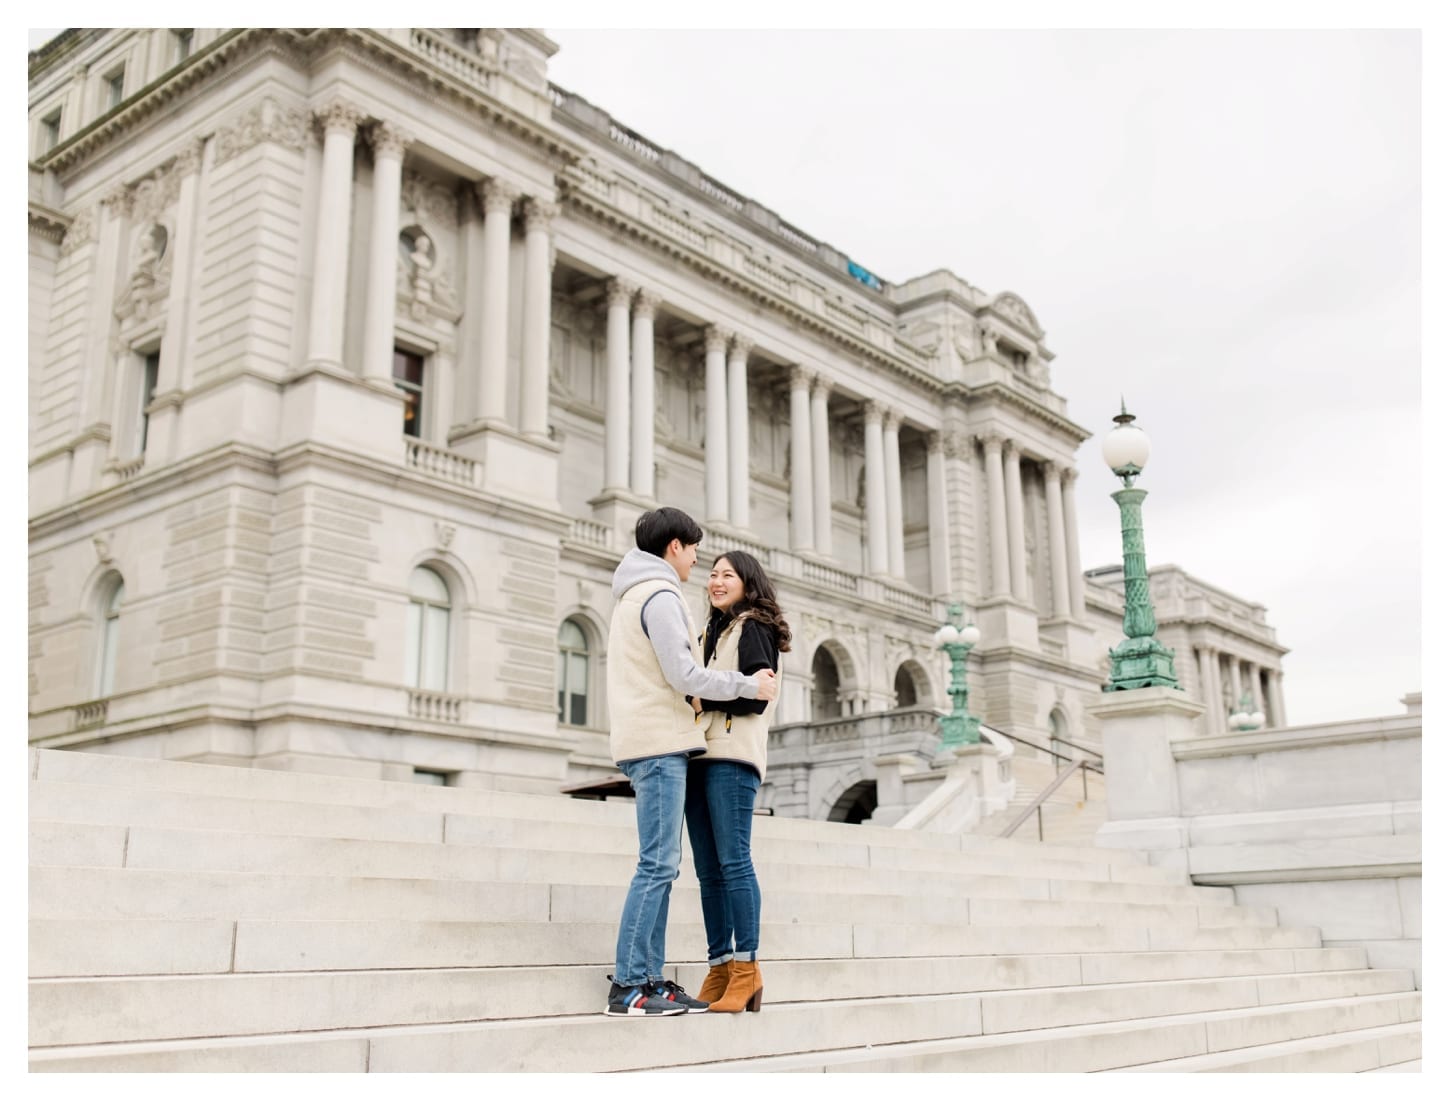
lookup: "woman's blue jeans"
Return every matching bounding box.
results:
[683,759,761,966]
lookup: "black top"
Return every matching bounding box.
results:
[696,611,779,717]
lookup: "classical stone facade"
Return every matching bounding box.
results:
[27,29,1286,816]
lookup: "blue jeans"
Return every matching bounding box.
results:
[683,759,761,966]
[613,753,688,987]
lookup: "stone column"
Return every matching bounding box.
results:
[476,177,518,425]
[982,434,1011,597]
[1207,649,1226,730]
[1197,646,1219,729]
[603,278,634,492]
[1043,461,1072,618]
[305,100,365,371]
[811,377,833,557]
[154,140,204,396]
[863,401,889,576]
[788,366,815,551]
[1228,658,1244,714]
[704,326,729,523]
[1248,662,1265,717]
[883,411,905,578]
[630,289,660,499]
[1061,467,1087,618]
[1003,439,1028,600]
[520,197,559,439]
[1269,672,1288,728]
[361,121,411,383]
[727,335,752,529]
[926,431,952,597]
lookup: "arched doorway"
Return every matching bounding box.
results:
[828,780,878,824]
[893,666,917,708]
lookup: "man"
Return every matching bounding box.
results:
[604,507,778,1017]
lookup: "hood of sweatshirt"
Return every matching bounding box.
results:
[611,547,684,599]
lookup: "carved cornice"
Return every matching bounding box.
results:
[28,204,70,245]
[950,380,1093,445]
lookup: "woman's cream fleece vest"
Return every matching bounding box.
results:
[607,577,707,765]
[700,613,780,780]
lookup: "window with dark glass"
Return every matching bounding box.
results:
[138,351,160,454]
[41,109,62,153]
[557,620,590,726]
[105,67,125,109]
[393,348,425,438]
[173,29,194,64]
[98,580,124,697]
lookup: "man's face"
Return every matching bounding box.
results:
[666,539,698,582]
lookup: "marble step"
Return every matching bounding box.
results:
[28,966,1411,1048]
[30,779,1180,886]
[28,991,1421,1073]
[27,916,1324,978]
[29,820,1238,908]
[669,992,1423,1073]
[1115,1020,1421,1072]
[28,865,1279,929]
[29,749,1139,869]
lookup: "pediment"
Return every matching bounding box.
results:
[985,292,1043,338]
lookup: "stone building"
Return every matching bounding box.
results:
[27,28,1287,818]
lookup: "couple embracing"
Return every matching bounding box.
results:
[603,507,792,1017]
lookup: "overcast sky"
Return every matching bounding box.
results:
[547,28,1423,726]
[25,25,1423,726]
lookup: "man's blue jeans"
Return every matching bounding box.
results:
[683,759,762,966]
[613,753,688,987]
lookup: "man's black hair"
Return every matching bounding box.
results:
[635,507,703,558]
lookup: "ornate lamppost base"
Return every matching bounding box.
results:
[1104,635,1180,692]
[938,710,982,749]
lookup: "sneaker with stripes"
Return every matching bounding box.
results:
[653,978,710,1013]
[604,976,687,1017]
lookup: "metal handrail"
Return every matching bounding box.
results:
[1001,758,1095,840]
[994,727,1103,774]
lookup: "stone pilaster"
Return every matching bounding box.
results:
[727,335,752,529]
[361,121,412,384]
[810,377,833,557]
[630,289,660,499]
[520,197,559,439]
[883,410,905,578]
[788,366,815,551]
[863,401,889,576]
[305,99,365,371]
[704,326,730,523]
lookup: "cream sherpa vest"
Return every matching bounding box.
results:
[607,577,707,765]
[700,613,779,780]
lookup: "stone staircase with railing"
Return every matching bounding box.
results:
[974,754,1111,846]
[28,748,1420,1072]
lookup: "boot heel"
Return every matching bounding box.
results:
[747,987,763,1012]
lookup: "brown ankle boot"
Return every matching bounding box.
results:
[695,962,731,1004]
[708,960,763,1013]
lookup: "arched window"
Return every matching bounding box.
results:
[812,648,842,720]
[405,567,451,691]
[558,619,590,727]
[1048,708,1069,764]
[893,665,918,708]
[97,579,124,697]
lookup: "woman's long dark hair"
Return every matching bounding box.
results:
[710,551,792,653]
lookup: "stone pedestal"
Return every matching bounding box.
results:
[586,487,657,542]
[452,423,561,509]
[975,596,1040,650]
[1090,686,1203,868]
[276,369,406,459]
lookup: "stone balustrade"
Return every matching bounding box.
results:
[72,700,108,730]
[407,689,465,724]
[404,438,480,488]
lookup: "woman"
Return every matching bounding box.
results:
[684,550,791,1013]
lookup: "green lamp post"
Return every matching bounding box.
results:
[1228,692,1266,732]
[935,602,982,747]
[1101,402,1181,692]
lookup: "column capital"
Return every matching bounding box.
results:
[634,288,661,320]
[927,430,945,456]
[883,409,902,432]
[1002,436,1021,458]
[789,365,815,390]
[100,183,132,218]
[863,400,885,426]
[314,99,366,137]
[606,277,637,308]
[369,120,413,160]
[704,325,731,354]
[729,334,754,360]
[1061,465,1080,487]
[980,431,1005,454]
[172,137,206,178]
[524,197,561,232]
[811,375,833,401]
[478,177,521,215]
[1042,459,1064,483]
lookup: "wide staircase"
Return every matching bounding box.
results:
[29,749,1421,1072]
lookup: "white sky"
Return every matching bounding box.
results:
[25,18,1431,727]
[544,26,1425,727]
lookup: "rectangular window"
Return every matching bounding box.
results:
[173,29,194,64]
[105,67,126,110]
[40,109,62,153]
[412,769,450,786]
[138,352,160,454]
[393,348,425,439]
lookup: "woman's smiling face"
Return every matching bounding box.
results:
[708,557,745,612]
